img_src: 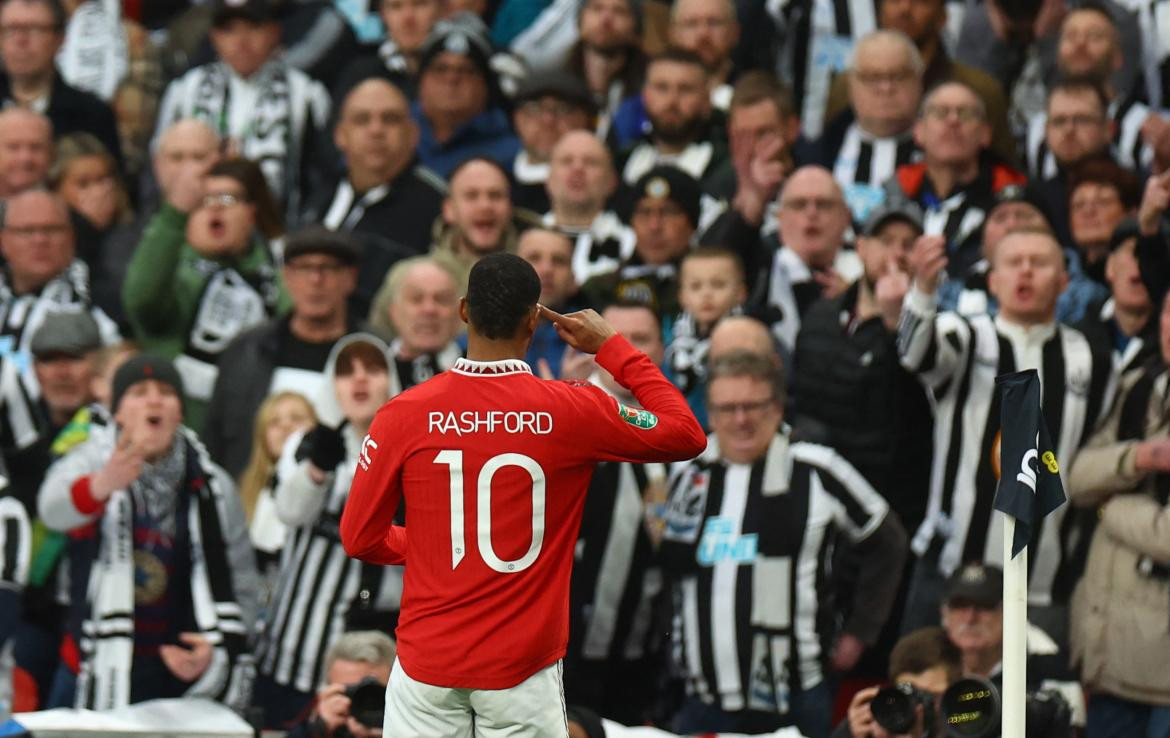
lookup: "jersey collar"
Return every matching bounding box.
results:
[451,357,533,376]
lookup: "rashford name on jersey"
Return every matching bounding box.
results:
[427,410,555,436]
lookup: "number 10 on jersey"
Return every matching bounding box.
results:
[434,450,547,573]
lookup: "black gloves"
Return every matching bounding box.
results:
[296,424,347,471]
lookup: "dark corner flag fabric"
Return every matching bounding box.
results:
[993,369,1067,558]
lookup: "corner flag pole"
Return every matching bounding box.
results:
[1001,515,1026,738]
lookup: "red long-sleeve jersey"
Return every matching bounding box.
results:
[341,335,706,689]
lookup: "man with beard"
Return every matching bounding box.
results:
[667,0,739,111]
[566,0,646,143]
[615,48,730,192]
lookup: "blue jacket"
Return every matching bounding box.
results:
[412,103,521,178]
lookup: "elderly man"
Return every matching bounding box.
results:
[204,226,364,478]
[154,0,331,219]
[817,30,923,223]
[0,0,120,162]
[661,350,906,738]
[286,631,397,738]
[0,108,52,199]
[544,130,635,284]
[885,80,1027,283]
[898,229,1112,635]
[667,0,739,110]
[379,257,463,397]
[509,72,595,214]
[615,48,730,189]
[411,15,519,178]
[0,190,119,386]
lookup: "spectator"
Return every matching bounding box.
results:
[1033,76,1117,249]
[898,229,1112,633]
[236,390,315,608]
[411,14,520,178]
[940,563,1085,727]
[49,132,137,329]
[660,350,906,738]
[833,626,961,738]
[204,225,361,478]
[154,0,331,219]
[711,70,799,210]
[615,48,729,190]
[885,80,1026,284]
[580,165,700,317]
[286,630,396,738]
[510,71,596,213]
[0,108,52,199]
[1068,289,1170,737]
[707,313,776,359]
[146,118,222,221]
[518,228,589,377]
[543,130,634,284]
[0,189,120,386]
[253,334,401,728]
[38,354,257,710]
[122,158,290,433]
[302,75,445,314]
[376,0,441,84]
[0,485,28,714]
[0,0,121,165]
[817,30,923,223]
[369,257,463,397]
[823,0,1016,166]
[1067,155,1140,285]
[431,157,521,294]
[566,0,645,142]
[667,0,738,110]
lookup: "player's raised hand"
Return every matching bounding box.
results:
[538,304,616,355]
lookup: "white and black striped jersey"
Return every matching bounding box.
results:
[753,245,864,354]
[830,124,920,222]
[0,494,28,594]
[767,0,878,138]
[569,461,667,665]
[659,433,890,714]
[0,357,47,454]
[1024,97,1155,179]
[543,210,637,285]
[897,290,1112,606]
[254,425,403,693]
[1125,0,1170,108]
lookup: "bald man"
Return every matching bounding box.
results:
[0,108,52,198]
[898,229,1111,639]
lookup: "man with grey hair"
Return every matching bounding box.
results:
[661,349,906,737]
[288,630,396,738]
[0,108,52,199]
[815,29,924,223]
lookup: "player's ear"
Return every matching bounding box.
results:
[459,297,470,325]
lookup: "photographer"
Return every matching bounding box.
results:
[288,631,395,738]
[835,627,960,738]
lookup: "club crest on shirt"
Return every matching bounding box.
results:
[617,402,658,429]
[662,469,709,542]
[697,517,758,565]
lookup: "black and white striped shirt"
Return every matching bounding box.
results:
[660,433,889,714]
[542,211,637,286]
[0,494,28,594]
[569,461,667,665]
[897,290,1112,606]
[831,124,919,221]
[1024,98,1155,179]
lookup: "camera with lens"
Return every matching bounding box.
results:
[871,682,938,736]
[343,676,386,729]
[938,676,1072,738]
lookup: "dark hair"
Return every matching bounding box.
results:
[889,627,962,683]
[335,340,390,376]
[206,158,285,240]
[1046,74,1110,115]
[466,253,541,339]
[648,47,709,76]
[707,349,786,407]
[1068,154,1141,210]
[682,245,745,284]
[0,0,65,30]
[729,70,796,119]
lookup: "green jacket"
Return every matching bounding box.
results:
[122,204,290,431]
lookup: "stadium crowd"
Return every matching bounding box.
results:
[0,0,1169,735]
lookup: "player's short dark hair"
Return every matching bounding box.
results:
[336,340,390,376]
[707,349,786,407]
[466,253,541,339]
[888,627,962,683]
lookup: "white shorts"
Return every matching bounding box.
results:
[383,658,568,737]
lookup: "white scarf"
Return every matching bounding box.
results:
[56,0,127,102]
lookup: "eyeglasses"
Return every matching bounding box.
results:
[0,23,59,38]
[708,398,776,418]
[922,104,984,123]
[200,192,244,209]
[519,99,583,119]
[3,224,69,238]
[285,260,349,276]
[1048,114,1105,129]
[780,197,841,213]
[853,69,916,88]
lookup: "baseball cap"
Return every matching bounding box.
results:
[944,563,1003,609]
[988,184,1053,230]
[514,71,596,114]
[210,0,275,27]
[862,199,924,237]
[418,14,495,84]
[620,166,702,229]
[30,311,102,359]
[284,225,362,265]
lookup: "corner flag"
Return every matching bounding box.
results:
[993,369,1066,558]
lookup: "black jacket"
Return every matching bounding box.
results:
[0,70,122,171]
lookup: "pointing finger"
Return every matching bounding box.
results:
[537,304,565,323]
